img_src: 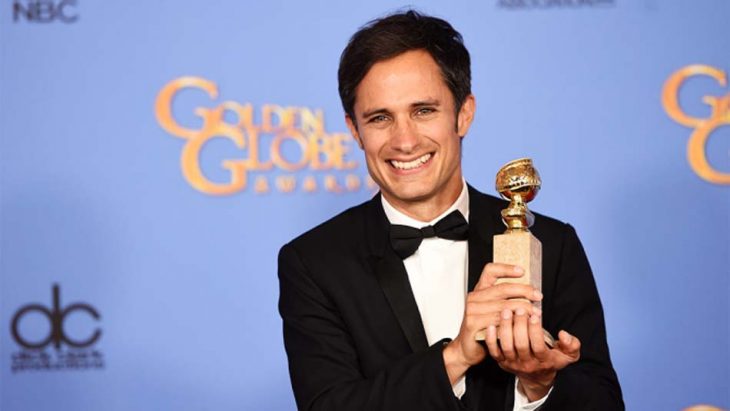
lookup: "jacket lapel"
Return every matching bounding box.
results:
[467,185,499,291]
[364,186,503,352]
[364,195,429,353]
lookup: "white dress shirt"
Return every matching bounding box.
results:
[381,181,550,410]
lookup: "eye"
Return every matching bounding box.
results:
[368,114,389,124]
[415,107,436,116]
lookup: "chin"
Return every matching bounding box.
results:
[387,186,435,203]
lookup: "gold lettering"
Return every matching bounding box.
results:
[262,104,295,132]
[298,107,325,135]
[254,176,269,193]
[662,65,730,185]
[324,175,344,193]
[244,126,273,171]
[180,124,248,195]
[155,77,218,139]
[307,132,359,171]
[308,133,333,170]
[156,76,372,194]
[271,129,310,171]
[216,101,254,129]
[302,176,317,192]
[662,65,727,127]
[330,133,358,169]
[204,103,273,170]
[345,174,361,191]
[276,175,297,193]
[687,109,730,184]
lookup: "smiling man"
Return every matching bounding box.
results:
[347,48,469,222]
[278,10,623,410]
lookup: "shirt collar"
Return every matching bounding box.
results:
[381,179,469,228]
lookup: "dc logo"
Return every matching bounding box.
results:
[11,284,101,350]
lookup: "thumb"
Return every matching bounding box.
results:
[556,330,581,360]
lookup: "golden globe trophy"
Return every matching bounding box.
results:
[475,158,555,347]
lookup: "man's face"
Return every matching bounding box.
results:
[346,50,475,219]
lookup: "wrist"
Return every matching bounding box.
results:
[518,372,556,402]
[442,340,471,385]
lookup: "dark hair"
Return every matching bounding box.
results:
[338,10,471,122]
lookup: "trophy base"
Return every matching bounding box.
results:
[493,230,542,295]
[474,231,555,348]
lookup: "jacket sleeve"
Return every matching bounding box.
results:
[541,224,624,410]
[278,243,464,411]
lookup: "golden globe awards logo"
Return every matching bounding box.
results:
[155,77,375,195]
[662,65,730,185]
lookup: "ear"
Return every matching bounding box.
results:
[345,114,364,149]
[456,94,476,138]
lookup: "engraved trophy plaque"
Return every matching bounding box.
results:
[475,158,555,347]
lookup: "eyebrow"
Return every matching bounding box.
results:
[360,99,441,119]
[411,99,440,108]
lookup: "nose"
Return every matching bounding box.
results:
[390,117,419,153]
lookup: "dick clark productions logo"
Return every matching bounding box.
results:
[9,284,104,372]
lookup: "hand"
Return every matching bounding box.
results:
[484,310,581,402]
[443,263,543,384]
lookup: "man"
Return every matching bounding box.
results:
[279,10,623,410]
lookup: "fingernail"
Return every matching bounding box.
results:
[516,308,526,316]
[564,333,573,344]
[488,325,496,337]
[533,307,542,316]
[530,315,539,324]
[502,309,512,319]
[513,266,524,274]
[534,290,543,300]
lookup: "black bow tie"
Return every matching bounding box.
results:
[389,210,469,259]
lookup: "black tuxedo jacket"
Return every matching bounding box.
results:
[278,186,623,410]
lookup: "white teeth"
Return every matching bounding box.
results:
[391,153,432,170]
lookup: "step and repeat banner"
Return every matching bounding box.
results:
[1,1,728,410]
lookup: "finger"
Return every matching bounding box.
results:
[470,283,543,302]
[494,283,543,302]
[498,309,515,361]
[513,307,531,360]
[464,296,501,324]
[484,325,504,361]
[464,311,502,333]
[528,314,549,361]
[476,263,525,289]
[465,297,540,319]
[503,300,542,317]
[557,330,581,361]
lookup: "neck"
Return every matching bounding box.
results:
[383,180,465,222]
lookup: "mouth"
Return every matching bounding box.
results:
[389,153,433,171]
